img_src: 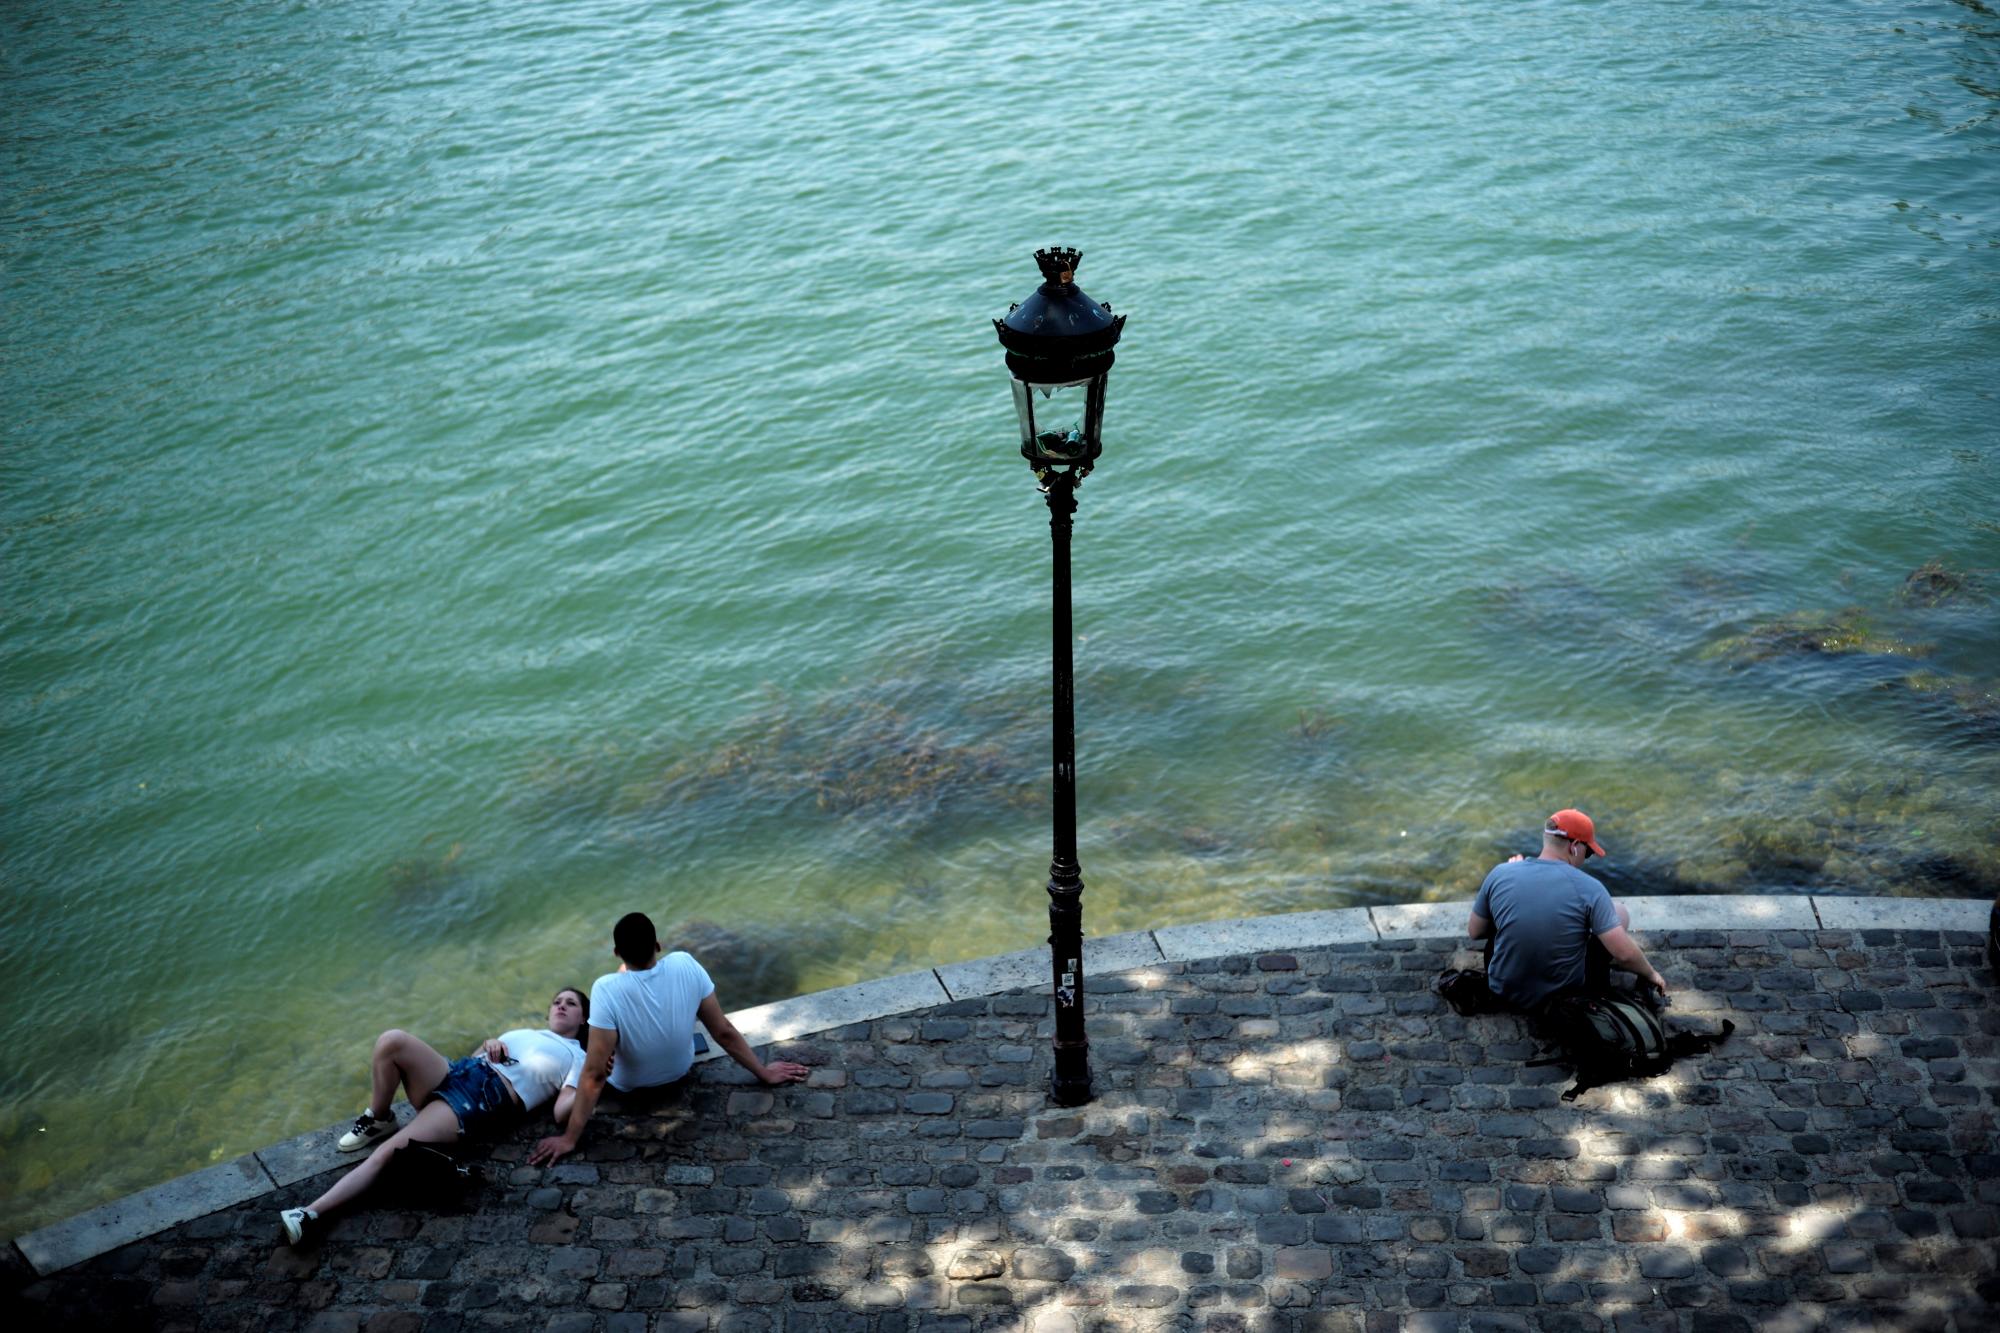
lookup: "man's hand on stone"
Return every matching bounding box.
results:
[759,1060,811,1086]
[528,1135,575,1168]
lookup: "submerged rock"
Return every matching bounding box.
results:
[1672,560,1761,603]
[1900,559,1988,607]
[1879,670,2000,737]
[385,839,468,899]
[1900,853,2000,897]
[1697,607,1931,666]
[666,918,802,1010]
[1102,812,1239,859]
[1475,568,1614,641]
[1291,708,1342,743]
[624,691,1038,830]
[801,702,1027,817]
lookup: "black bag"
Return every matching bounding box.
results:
[1987,896,1998,980]
[1433,967,1508,1016]
[1530,992,1735,1102]
[377,1141,482,1207]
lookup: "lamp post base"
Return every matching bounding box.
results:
[1048,1045,1093,1108]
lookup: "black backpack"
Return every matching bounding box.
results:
[1988,896,1998,979]
[1433,967,1508,1016]
[1530,992,1735,1101]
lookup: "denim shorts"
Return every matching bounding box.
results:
[427,1058,522,1138]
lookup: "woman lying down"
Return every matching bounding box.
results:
[280,986,589,1245]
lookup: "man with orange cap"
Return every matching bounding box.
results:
[1466,809,1667,1011]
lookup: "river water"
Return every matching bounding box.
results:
[3,0,1996,1237]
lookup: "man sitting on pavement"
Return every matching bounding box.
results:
[1466,808,1668,1012]
[528,911,810,1167]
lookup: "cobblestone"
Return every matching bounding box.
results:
[10,929,1999,1329]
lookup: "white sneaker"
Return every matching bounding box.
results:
[336,1110,393,1152]
[278,1207,319,1246]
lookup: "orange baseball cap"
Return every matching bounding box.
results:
[1545,809,1607,858]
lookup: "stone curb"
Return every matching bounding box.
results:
[10,892,1990,1276]
[1155,908,1375,960]
[714,968,947,1051]
[1814,894,1991,932]
[935,928,1164,1000]
[1616,893,1819,930]
[13,1154,273,1277]
[254,1101,418,1188]
[1369,901,1466,937]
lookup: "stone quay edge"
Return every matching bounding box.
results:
[6,891,1996,1333]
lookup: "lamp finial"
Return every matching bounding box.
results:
[1034,246,1082,287]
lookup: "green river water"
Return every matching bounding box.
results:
[3,0,1997,1237]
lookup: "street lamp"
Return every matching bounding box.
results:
[992,246,1126,1108]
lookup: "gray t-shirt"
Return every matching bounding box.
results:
[1471,859,1619,1009]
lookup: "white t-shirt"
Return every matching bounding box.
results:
[587,951,715,1091]
[485,1028,585,1111]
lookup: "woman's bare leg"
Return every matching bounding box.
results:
[307,1099,461,1216]
[367,1030,451,1117]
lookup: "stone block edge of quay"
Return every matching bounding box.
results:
[9,891,1992,1277]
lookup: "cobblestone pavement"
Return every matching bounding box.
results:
[10,928,1998,1331]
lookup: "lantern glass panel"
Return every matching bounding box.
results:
[1011,373,1107,463]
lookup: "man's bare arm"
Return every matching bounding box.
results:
[1597,926,1667,994]
[1467,912,1491,941]
[530,1026,616,1166]
[697,993,810,1086]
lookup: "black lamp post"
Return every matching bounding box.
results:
[993,247,1126,1108]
